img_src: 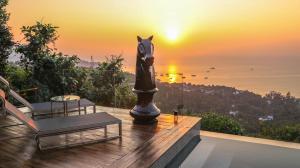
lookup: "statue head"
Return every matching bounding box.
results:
[137,35,154,66]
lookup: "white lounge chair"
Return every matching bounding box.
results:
[0,89,122,150]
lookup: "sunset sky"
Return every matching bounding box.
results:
[7,0,300,73]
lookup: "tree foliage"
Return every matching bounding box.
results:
[0,0,14,76]
[5,63,30,90]
[17,22,58,69]
[15,21,85,101]
[115,82,136,108]
[201,112,243,135]
[90,55,136,107]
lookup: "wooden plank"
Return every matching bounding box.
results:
[0,106,201,168]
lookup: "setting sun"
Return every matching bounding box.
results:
[165,26,180,42]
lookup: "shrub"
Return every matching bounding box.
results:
[260,123,300,142]
[201,112,243,135]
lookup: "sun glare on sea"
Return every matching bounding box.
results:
[165,26,180,42]
[168,65,177,83]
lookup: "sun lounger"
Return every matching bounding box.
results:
[0,89,122,150]
[0,76,96,117]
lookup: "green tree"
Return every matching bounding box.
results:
[16,22,59,71]
[115,82,136,108]
[90,55,135,107]
[0,0,14,77]
[16,21,85,101]
[5,63,30,90]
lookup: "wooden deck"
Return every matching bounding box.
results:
[0,106,201,168]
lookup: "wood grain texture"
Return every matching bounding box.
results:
[0,106,201,168]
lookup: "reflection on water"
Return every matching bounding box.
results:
[167,65,178,83]
[168,73,177,83]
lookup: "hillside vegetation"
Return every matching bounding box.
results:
[155,82,300,142]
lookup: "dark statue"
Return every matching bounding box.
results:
[130,35,160,124]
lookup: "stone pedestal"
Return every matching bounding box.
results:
[130,88,160,124]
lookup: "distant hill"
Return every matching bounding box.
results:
[8,53,99,69]
[77,59,99,68]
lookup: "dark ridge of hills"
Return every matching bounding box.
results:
[153,82,300,133]
[8,54,99,69]
[77,59,99,68]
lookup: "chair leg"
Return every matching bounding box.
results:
[63,102,66,117]
[32,113,35,120]
[35,135,41,151]
[104,126,107,138]
[4,110,7,118]
[2,109,6,117]
[93,105,96,113]
[78,100,81,115]
[66,102,68,116]
[51,101,53,118]
[119,123,122,137]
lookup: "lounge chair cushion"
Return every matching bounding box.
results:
[35,112,121,136]
[31,98,95,114]
[7,87,94,114]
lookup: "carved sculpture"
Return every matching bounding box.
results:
[130,36,160,124]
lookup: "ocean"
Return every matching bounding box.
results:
[126,56,300,98]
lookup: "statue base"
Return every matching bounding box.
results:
[130,88,160,124]
[130,102,160,124]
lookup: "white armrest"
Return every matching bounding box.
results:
[0,76,10,87]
